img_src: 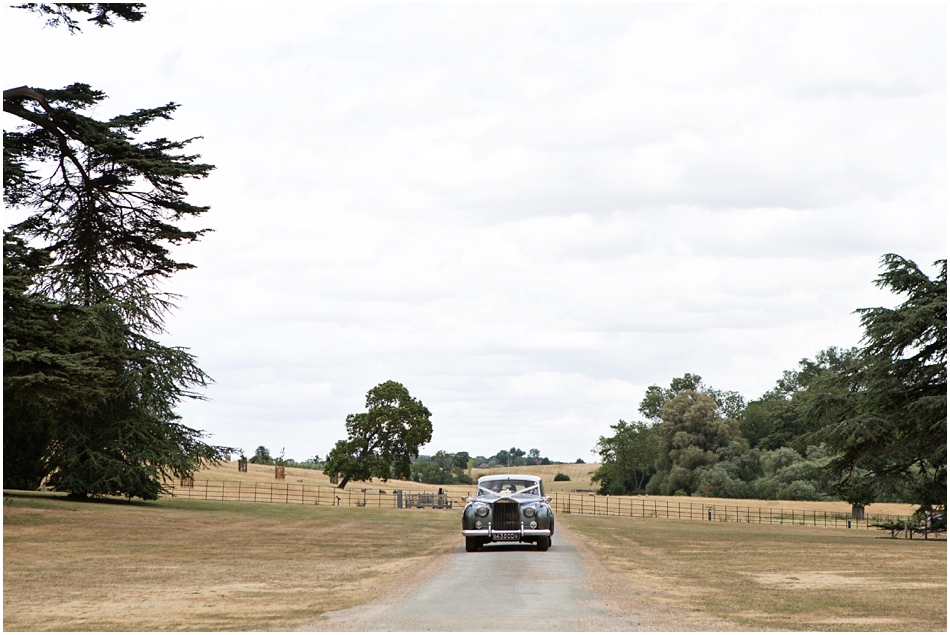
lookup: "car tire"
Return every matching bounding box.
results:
[465,536,480,552]
[536,536,549,551]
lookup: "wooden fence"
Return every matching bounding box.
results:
[166,480,450,508]
[165,480,913,530]
[549,493,909,529]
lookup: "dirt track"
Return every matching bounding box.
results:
[305,523,736,632]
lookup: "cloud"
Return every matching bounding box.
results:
[5,3,945,461]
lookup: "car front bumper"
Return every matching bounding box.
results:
[462,527,551,540]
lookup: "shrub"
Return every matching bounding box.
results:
[553,473,571,481]
[698,484,719,497]
[666,466,694,495]
[644,470,668,495]
[777,480,821,501]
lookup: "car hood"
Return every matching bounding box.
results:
[472,491,543,503]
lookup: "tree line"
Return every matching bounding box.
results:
[234,440,579,486]
[243,446,323,470]
[593,255,946,515]
[407,448,578,485]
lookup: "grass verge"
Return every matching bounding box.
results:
[560,513,946,631]
[3,493,459,631]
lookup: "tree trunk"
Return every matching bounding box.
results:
[337,475,351,490]
[851,505,865,521]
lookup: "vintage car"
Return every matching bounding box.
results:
[461,474,554,552]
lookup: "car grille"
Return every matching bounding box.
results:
[493,500,520,531]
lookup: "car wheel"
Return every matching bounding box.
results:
[536,536,549,551]
[465,536,480,552]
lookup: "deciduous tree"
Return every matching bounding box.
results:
[639,373,745,422]
[249,446,273,465]
[741,347,859,451]
[592,420,659,495]
[648,390,745,495]
[324,381,432,489]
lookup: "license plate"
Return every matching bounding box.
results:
[493,532,519,541]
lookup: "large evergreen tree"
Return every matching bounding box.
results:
[3,3,232,499]
[3,234,122,489]
[814,255,947,510]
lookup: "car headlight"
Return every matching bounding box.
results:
[523,506,535,518]
[476,505,489,517]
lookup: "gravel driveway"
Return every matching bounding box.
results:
[305,523,731,632]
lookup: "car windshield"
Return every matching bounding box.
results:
[478,479,542,496]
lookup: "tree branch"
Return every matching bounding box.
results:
[4,86,93,187]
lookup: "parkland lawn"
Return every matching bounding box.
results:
[4,492,945,631]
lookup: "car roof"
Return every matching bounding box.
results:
[477,474,541,482]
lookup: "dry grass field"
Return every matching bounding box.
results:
[561,513,947,631]
[471,461,601,492]
[3,493,458,631]
[193,460,915,518]
[4,489,944,631]
[191,459,601,496]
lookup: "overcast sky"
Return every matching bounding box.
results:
[4,4,946,462]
